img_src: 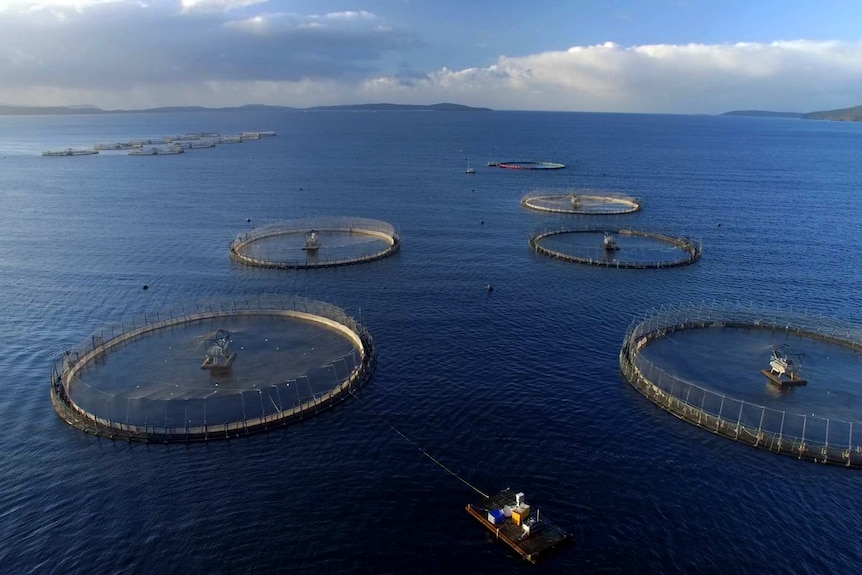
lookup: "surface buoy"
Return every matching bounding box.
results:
[247,218,251,223]
[481,220,484,225]
[143,285,149,290]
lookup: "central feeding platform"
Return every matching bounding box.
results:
[620,301,862,467]
[50,296,375,443]
[465,489,570,563]
[530,227,701,269]
[496,161,565,170]
[521,191,641,215]
[230,217,399,269]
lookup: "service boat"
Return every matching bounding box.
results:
[302,230,320,251]
[770,348,797,378]
[761,345,807,386]
[603,232,619,251]
[201,329,236,374]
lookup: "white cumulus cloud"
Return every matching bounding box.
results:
[356,40,862,113]
[180,0,267,12]
[0,0,135,11]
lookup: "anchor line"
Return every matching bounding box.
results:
[349,390,489,499]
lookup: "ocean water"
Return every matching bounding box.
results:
[1,110,862,573]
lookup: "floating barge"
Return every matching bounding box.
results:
[465,489,570,563]
[761,369,807,387]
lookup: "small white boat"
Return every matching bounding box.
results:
[603,232,619,251]
[302,230,320,251]
[466,162,475,174]
[769,346,800,379]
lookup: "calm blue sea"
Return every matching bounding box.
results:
[1,109,862,574]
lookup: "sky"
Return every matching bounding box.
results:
[2,0,862,113]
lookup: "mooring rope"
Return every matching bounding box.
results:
[349,390,489,499]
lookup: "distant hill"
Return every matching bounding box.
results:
[722,105,862,122]
[0,105,105,116]
[118,104,298,114]
[721,110,803,118]
[801,105,862,121]
[305,102,491,112]
[0,102,490,116]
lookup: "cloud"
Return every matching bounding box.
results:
[0,0,120,6]
[181,0,267,12]
[0,0,137,12]
[1,1,861,115]
[357,40,862,113]
[0,2,415,102]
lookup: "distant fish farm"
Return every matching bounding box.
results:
[41,148,98,157]
[42,130,275,157]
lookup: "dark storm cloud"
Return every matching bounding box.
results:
[0,3,416,90]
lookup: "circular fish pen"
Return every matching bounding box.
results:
[619,302,862,468]
[50,296,375,443]
[521,192,641,215]
[497,161,566,170]
[529,228,700,269]
[230,217,400,269]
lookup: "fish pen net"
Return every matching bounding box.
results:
[619,301,862,467]
[50,296,375,442]
[496,161,566,170]
[521,191,640,215]
[529,227,701,269]
[230,216,400,269]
